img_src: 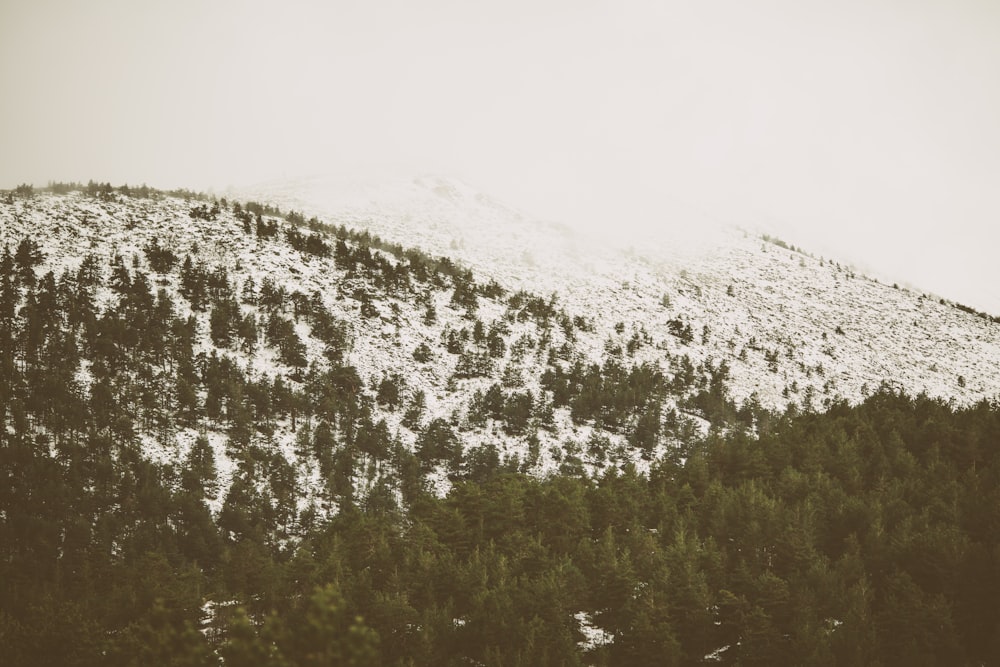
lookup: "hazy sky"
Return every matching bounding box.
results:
[3,0,999,312]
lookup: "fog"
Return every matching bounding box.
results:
[3,0,999,312]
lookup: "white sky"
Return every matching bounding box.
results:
[2,0,999,312]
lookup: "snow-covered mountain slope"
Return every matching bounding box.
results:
[3,183,998,510]
[0,188,694,505]
[237,175,1000,410]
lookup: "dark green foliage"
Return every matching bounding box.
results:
[412,341,432,363]
[210,294,241,348]
[86,179,117,200]
[667,316,694,344]
[416,418,462,470]
[220,585,379,667]
[286,226,331,258]
[265,314,307,368]
[189,203,220,221]
[376,373,403,410]
[179,255,209,311]
[144,237,179,274]
[544,357,681,434]
[14,237,43,287]
[507,290,559,323]
[502,390,533,435]
[450,275,478,314]
[306,300,349,364]
[256,215,280,239]
[454,347,492,379]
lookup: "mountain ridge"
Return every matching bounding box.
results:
[233,175,1000,408]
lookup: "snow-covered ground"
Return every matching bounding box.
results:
[238,174,1000,410]
[4,184,1000,508]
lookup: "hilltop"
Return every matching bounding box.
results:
[239,174,1000,409]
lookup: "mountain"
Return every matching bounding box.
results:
[237,174,1000,409]
[2,181,999,665]
[5,181,998,494]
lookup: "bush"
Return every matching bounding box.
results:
[413,342,432,363]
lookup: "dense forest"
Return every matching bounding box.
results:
[1,184,999,665]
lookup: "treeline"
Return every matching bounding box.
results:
[14,180,215,202]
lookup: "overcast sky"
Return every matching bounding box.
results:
[3,0,999,312]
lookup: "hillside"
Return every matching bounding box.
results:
[5,184,998,503]
[1,186,705,500]
[241,174,1000,409]
[2,183,999,666]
